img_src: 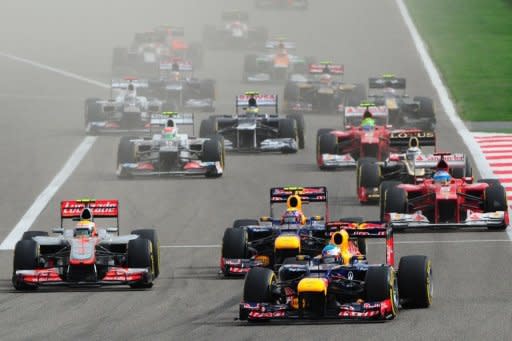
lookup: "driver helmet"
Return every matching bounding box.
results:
[320,73,332,84]
[406,146,421,160]
[433,170,451,185]
[74,220,96,237]
[281,210,302,225]
[163,126,177,141]
[171,71,180,81]
[321,244,341,264]
[361,117,375,131]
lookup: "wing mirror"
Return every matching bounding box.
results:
[310,215,324,221]
[106,227,119,233]
[295,255,311,261]
[260,216,272,222]
[52,227,64,234]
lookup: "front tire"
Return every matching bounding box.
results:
[398,255,433,308]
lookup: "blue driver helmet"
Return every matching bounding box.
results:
[321,244,341,264]
[433,170,451,185]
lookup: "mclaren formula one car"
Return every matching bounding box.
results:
[254,0,308,9]
[243,39,314,82]
[239,221,432,321]
[199,92,304,152]
[283,62,366,113]
[220,186,330,276]
[203,11,268,49]
[381,157,509,230]
[117,113,224,178]
[316,104,435,169]
[84,79,163,135]
[368,74,436,131]
[12,199,160,290]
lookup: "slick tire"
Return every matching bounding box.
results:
[131,229,160,278]
[201,135,225,177]
[199,118,218,138]
[13,240,39,290]
[379,181,402,221]
[286,113,305,149]
[365,265,397,319]
[221,228,248,259]
[484,184,508,230]
[398,255,433,308]
[127,238,154,288]
[117,136,137,166]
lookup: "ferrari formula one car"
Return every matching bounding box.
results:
[283,62,366,113]
[117,112,224,178]
[84,79,163,135]
[316,104,435,169]
[203,11,268,49]
[381,157,509,230]
[239,221,432,321]
[368,74,436,131]
[254,0,308,9]
[243,39,314,82]
[220,186,331,276]
[199,92,304,152]
[12,199,160,290]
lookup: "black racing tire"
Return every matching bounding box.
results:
[356,157,378,169]
[286,114,305,149]
[365,266,398,318]
[131,229,160,278]
[398,255,433,308]
[232,219,259,229]
[243,267,275,303]
[201,135,225,177]
[127,238,153,288]
[359,162,381,188]
[13,240,39,290]
[22,231,49,241]
[117,136,137,165]
[199,79,215,100]
[221,228,248,259]
[316,128,334,141]
[484,184,508,230]
[278,118,297,139]
[318,132,337,155]
[383,186,408,217]
[379,181,402,221]
[84,97,103,126]
[478,178,501,186]
[199,118,218,138]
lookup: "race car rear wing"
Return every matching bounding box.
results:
[159,60,193,72]
[369,76,406,89]
[111,79,149,90]
[389,130,436,150]
[309,63,344,74]
[235,93,278,114]
[60,199,119,228]
[270,186,329,221]
[265,40,296,50]
[149,112,195,134]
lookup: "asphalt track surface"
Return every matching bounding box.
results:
[0,1,511,340]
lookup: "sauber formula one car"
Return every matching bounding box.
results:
[12,199,160,290]
[243,39,314,82]
[368,74,436,131]
[283,62,366,113]
[254,0,308,10]
[316,104,435,169]
[220,186,331,276]
[381,157,509,230]
[239,221,432,321]
[203,11,268,49]
[117,113,224,178]
[84,79,162,135]
[357,136,473,205]
[199,92,304,152]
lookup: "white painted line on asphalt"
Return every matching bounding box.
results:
[0,51,109,89]
[161,244,222,248]
[395,0,512,239]
[0,136,97,250]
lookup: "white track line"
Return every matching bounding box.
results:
[0,52,109,250]
[396,0,512,239]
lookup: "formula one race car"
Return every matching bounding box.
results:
[316,104,435,169]
[12,199,160,290]
[239,221,432,321]
[203,11,268,49]
[199,92,305,152]
[283,62,366,113]
[357,136,473,205]
[381,157,509,230]
[368,74,436,131]
[254,0,308,9]
[117,113,224,178]
[144,58,215,112]
[84,79,163,135]
[220,186,331,276]
[243,39,314,82]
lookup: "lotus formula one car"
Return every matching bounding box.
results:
[221,186,331,276]
[203,11,267,49]
[199,92,304,152]
[117,112,224,178]
[381,157,508,230]
[243,39,314,82]
[12,199,160,290]
[239,221,432,321]
[316,104,435,169]
[368,74,436,131]
[283,62,366,113]
[254,0,308,9]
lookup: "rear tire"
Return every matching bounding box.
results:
[398,255,432,308]
[221,228,248,259]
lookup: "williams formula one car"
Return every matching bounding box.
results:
[199,92,305,152]
[239,221,432,321]
[12,199,160,290]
